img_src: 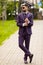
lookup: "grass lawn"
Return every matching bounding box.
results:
[0,20,18,45]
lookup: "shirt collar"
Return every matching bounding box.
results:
[26,11,28,14]
[22,11,29,15]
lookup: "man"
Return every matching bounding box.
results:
[17,2,33,64]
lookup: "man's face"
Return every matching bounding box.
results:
[21,5,28,12]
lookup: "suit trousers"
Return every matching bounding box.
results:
[18,33,31,57]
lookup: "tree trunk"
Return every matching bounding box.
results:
[2,5,7,20]
[18,0,22,13]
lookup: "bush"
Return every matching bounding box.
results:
[7,1,15,20]
[7,1,19,20]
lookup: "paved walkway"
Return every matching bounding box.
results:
[0,20,43,65]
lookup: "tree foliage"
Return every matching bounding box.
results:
[0,0,7,20]
[0,0,7,12]
[0,0,19,20]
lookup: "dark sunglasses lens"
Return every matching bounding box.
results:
[22,7,25,9]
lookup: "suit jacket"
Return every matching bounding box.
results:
[17,12,33,35]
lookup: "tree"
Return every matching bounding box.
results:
[7,1,15,19]
[18,0,23,13]
[41,0,43,8]
[0,0,7,20]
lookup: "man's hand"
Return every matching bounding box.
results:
[23,22,28,26]
[24,18,30,24]
[23,18,30,27]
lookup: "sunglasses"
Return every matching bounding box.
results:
[22,7,25,9]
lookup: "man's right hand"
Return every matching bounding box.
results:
[25,18,30,24]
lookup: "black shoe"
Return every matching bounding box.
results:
[29,54,33,63]
[24,60,28,64]
[24,56,28,64]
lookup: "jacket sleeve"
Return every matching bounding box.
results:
[28,14,33,27]
[16,14,23,27]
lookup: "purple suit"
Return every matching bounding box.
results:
[17,12,33,60]
[17,12,33,35]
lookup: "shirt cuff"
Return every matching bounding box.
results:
[22,23,25,26]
